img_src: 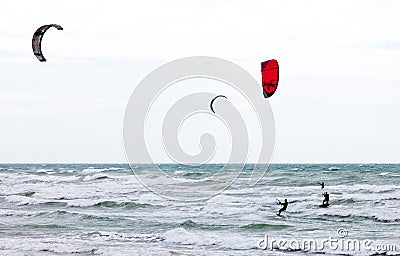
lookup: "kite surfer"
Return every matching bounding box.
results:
[322,192,329,206]
[319,182,325,189]
[276,199,288,216]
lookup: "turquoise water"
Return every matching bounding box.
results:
[0,164,399,255]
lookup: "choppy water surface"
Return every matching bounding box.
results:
[0,164,399,255]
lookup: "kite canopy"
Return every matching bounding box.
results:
[261,59,279,98]
[210,95,227,113]
[32,24,63,62]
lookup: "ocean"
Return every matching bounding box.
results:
[0,164,399,255]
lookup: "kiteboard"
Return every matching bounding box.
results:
[319,204,329,208]
[276,213,288,219]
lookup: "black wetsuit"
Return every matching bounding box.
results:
[278,200,288,216]
[320,182,325,189]
[323,193,329,205]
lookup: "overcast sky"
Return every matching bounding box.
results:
[0,0,399,163]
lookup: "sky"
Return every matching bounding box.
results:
[0,0,399,163]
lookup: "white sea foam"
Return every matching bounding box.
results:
[5,195,47,206]
[162,228,256,250]
[36,169,55,174]
[162,228,205,245]
[82,173,110,181]
[81,168,107,173]
[106,167,125,171]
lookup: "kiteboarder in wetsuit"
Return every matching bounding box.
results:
[319,182,325,189]
[322,192,329,206]
[277,199,288,216]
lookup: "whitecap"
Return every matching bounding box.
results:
[81,168,107,174]
[5,195,47,206]
[82,173,110,181]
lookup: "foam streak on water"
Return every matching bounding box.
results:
[0,164,399,255]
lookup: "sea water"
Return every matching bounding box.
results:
[0,164,399,255]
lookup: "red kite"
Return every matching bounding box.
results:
[261,59,279,98]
